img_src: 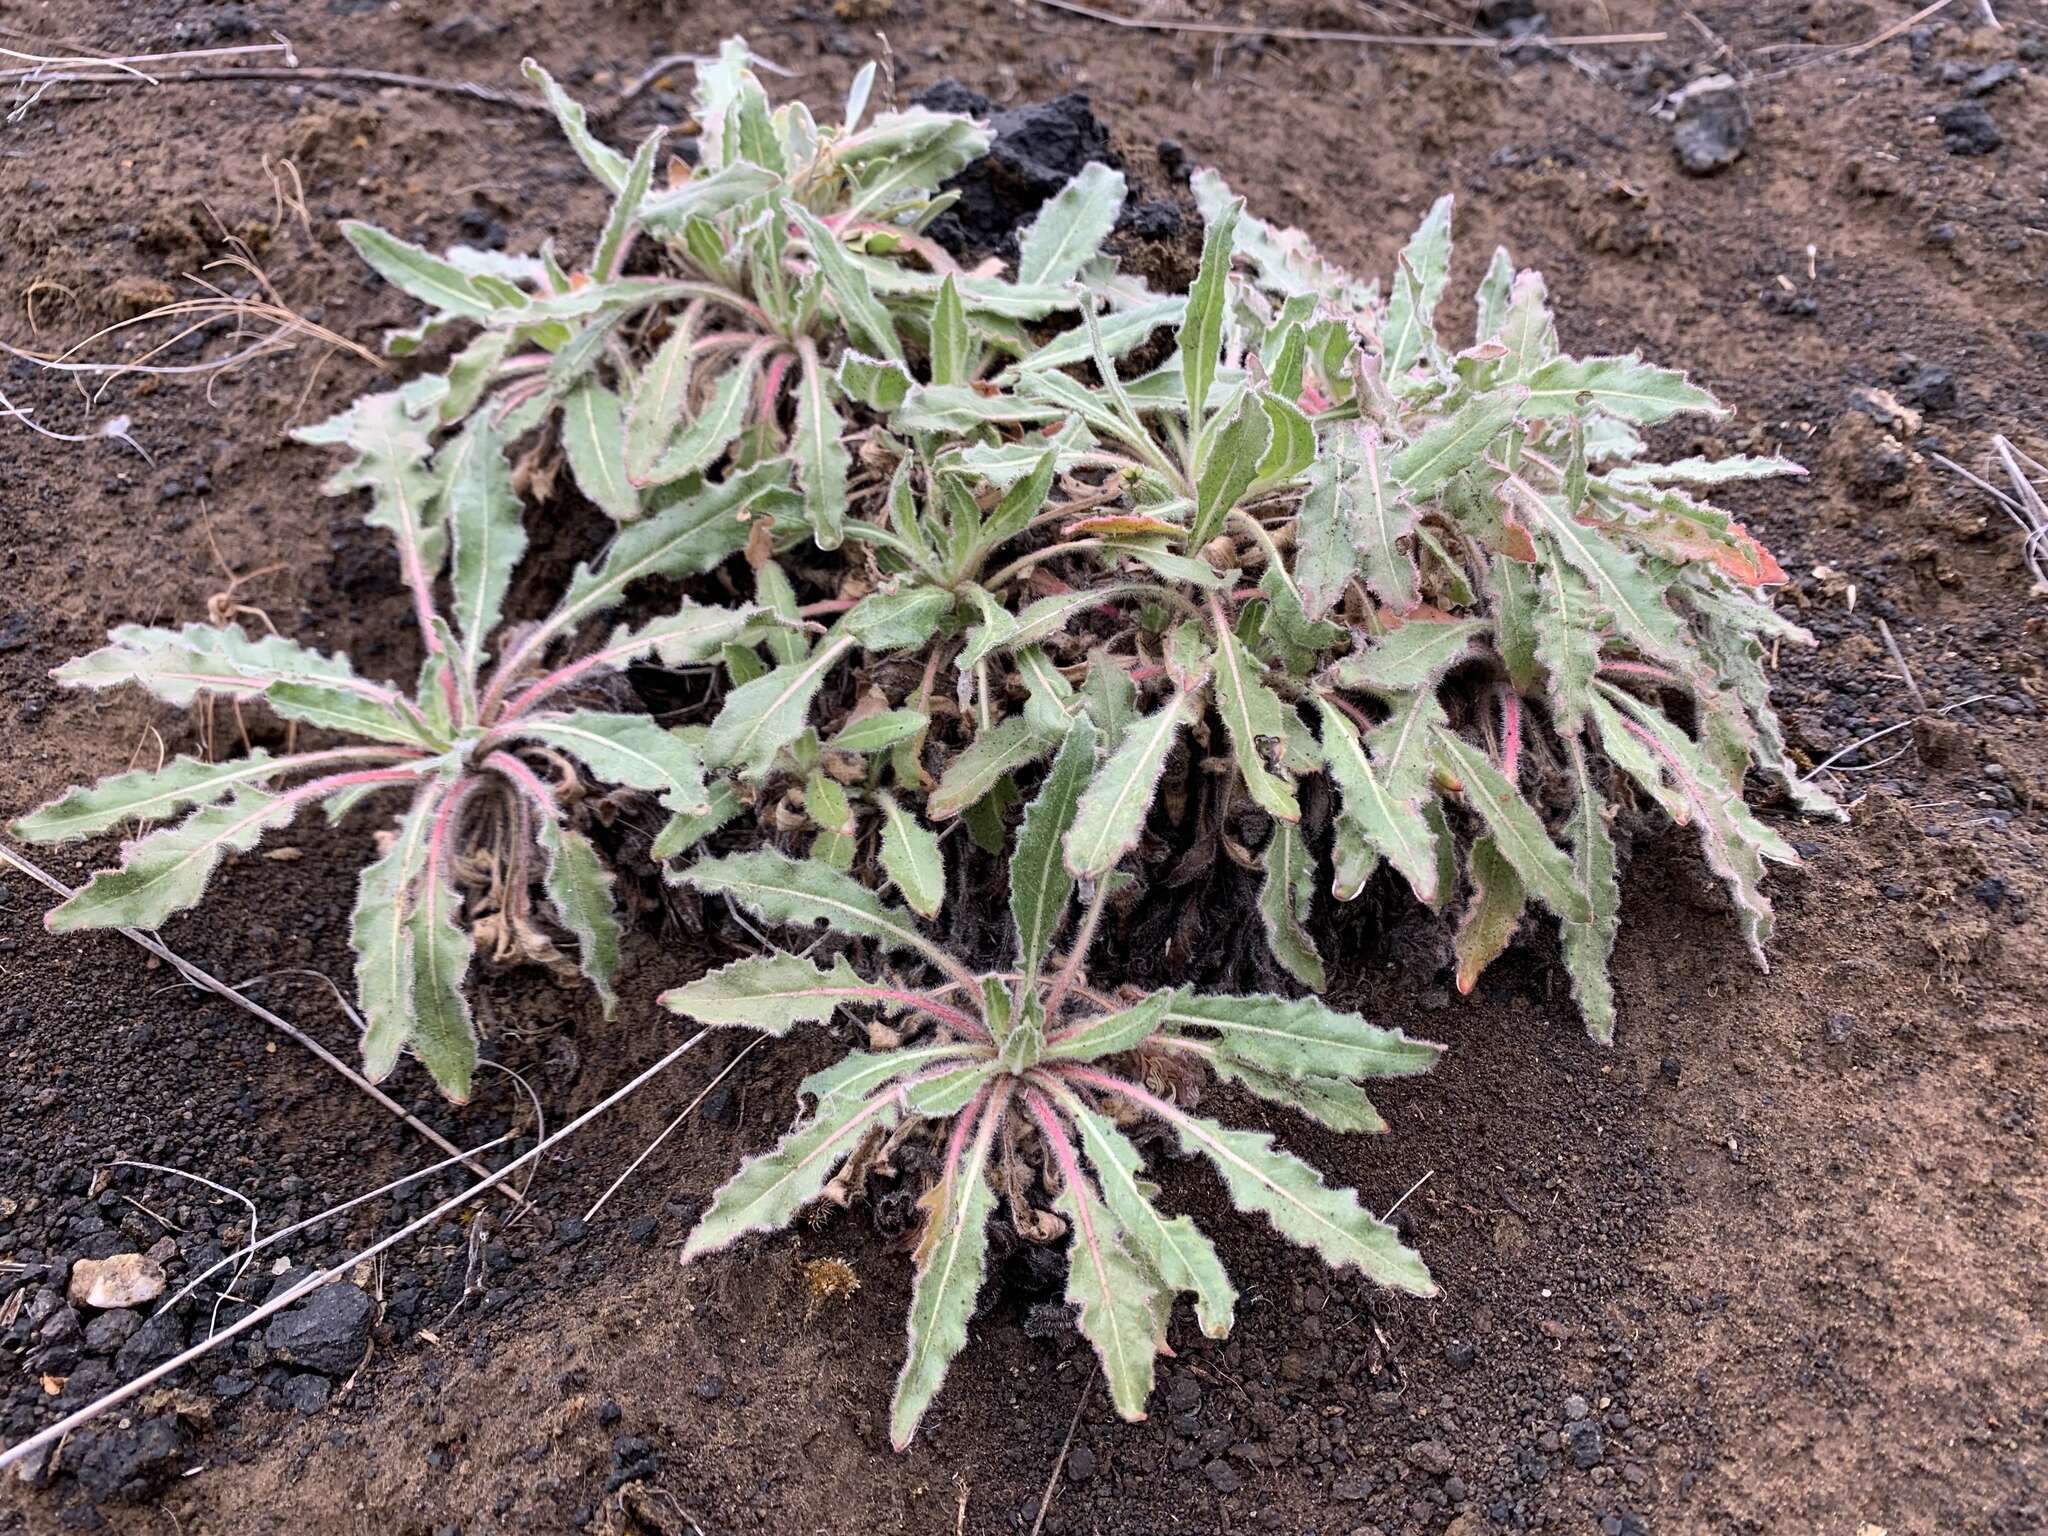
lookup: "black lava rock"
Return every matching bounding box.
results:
[282,1373,333,1414]
[912,82,1123,259]
[69,1415,187,1502]
[263,1281,375,1375]
[1937,101,2002,156]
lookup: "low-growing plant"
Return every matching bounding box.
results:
[662,802,1441,1443]
[10,33,1842,1446]
[10,383,780,1100]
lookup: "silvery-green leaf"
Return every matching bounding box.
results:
[1035,1108,1159,1421]
[590,602,764,674]
[1079,654,1138,751]
[651,776,744,861]
[1258,820,1324,989]
[1381,193,1454,380]
[830,708,928,753]
[794,343,851,549]
[354,789,437,1083]
[623,321,696,485]
[1017,646,1077,737]
[878,790,945,918]
[1202,1052,1390,1134]
[682,1091,904,1261]
[1011,719,1097,978]
[638,162,782,233]
[1211,621,1299,822]
[1179,197,1242,429]
[1336,420,1420,611]
[536,817,622,1013]
[660,950,891,1033]
[1163,990,1443,1082]
[1189,397,1272,548]
[1050,1087,1236,1336]
[704,634,857,778]
[1522,355,1725,424]
[1007,586,1132,653]
[11,750,308,844]
[44,786,303,933]
[802,1043,981,1116]
[1430,728,1588,923]
[928,716,1058,820]
[1317,698,1441,905]
[402,823,476,1103]
[1491,556,1544,694]
[955,586,1020,671]
[1452,835,1525,994]
[787,203,902,362]
[1473,245,1515,344]
[340,222,493,320]
[1561,741,1620,1043]
[685,847,942,964]
[1254,393,1316,485]
[549,461,786,642]
[890,1097,999,1448]
[1008,297,1184,379]
[439,415,526,676]
[1064,687,1197,877]
[514,711,711,815]
[835,350,914,412]
[593,126,663,280]
[264,680,434,747]
[523,58,629,191]
[1017,163,1126,284]
[1330,618,1488,695]
[1532,557,1602,736]
[928,273,971,388]
[562,381,639,522]
[1516,488,1690,667]
[1045,988,1170,1063]
[294,384,447,581]
[846,587,953,652]
[1390,388,1524,497]
[1604,454,1805,486]
[1365,689,1445,806]
[1145,1096,1434,1295]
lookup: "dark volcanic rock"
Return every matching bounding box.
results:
[1937,101,2002,156]
[263,1281,374,1375]
[912,82,1124,258]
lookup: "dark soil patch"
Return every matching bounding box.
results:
[3,3,2046,1534]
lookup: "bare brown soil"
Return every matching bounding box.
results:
[2,3,2044,1534]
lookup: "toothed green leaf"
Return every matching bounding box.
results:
[513,711,710,816]
[682,1090,903,1261]
[44,786,309,933]
[13,750,306,843]
[1316,698,1441,905]
[562,381,639,523]
[1049,1087,1236,1336]
[929,716,1059,821]
[1018,163,1127,285]
[1163,990,1443,1082]
[1430,729,1588,924]
[705,634,857,779]
[661,950,900,1033]
[438,416,527,676]
[1011,719,1097,978]
[890,1099,1000,1448]
[1064,685,1200,878]
[1381,193,1453,379]
[1522,354,1724,424]
[536,818,622,1014]
[1044,988,1172,1064]
[1561,741,1621,1042]
[1212,621,1299,821]
[1257,821,1325,989]
[685,848,944,966]
[1143,1094,1434,1295]
[1329,617,1488,696]
[1452,835,1525,994]
[354,789,438,1083]
[878,790,945,918]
